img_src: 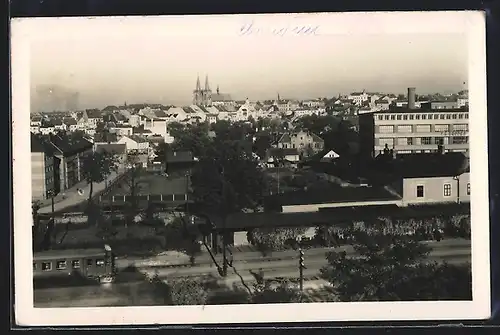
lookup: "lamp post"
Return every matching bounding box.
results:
[298,248,305,292]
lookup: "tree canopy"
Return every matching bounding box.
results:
[320,224,472,301]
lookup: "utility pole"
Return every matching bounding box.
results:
[299,248,305,292]
[221,166,228,277]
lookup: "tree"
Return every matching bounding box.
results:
[123,153,146,226]
[251,279,303,304]
[169,122,212,158]
[81,151,120,223]
[320,224,472,301]
[150,273,209,305]
[250,227,307,255]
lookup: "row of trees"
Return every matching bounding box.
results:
[145,230,471,305]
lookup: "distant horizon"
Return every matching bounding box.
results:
[31,84,468,112]
[25,14,469,112]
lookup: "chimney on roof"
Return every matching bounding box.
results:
[408,87,416,109]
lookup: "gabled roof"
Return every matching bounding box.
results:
[182,107,196,114]
[128,135,148,143]
[48,134,93,157]
[154,110,168,118]
[133,126,152,134]
[94,143,127,155]
[393,152,469,178]
[62,117,77,126]
[278,133,291,143]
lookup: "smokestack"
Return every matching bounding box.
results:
[408,87,416,109]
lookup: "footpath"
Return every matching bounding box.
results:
[38,168,126,214]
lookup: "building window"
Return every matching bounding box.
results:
[409,115,414,120]
[378,125,394,133]
[465,114,469,119]
[422,114,427,120]
[378,138,394,147]
[57,260,67,270]
[452,136,468,144]
[434,137,444,145]
[33,262,37,271]
[86,259,93,267]
[433,114,439,119]
[415,114,421,120]
[417,185,424,198]
[42,262,52,271]
[416,125,431,133]
[440,114,445,119]
[96,259,105,267]
[397,125,412,133]
[390,115,396,120]
[446,114,451,119]
[396,115,402,120]
[452,124,468,132]
[467,183,470,195]
[458,114,464,119]
[377,115,383,120]
[421,137,432,145]
[72,260,81,269]
[403,115,408,120]
[397,138,408,146]
[452,114,458,119]
[443,183,452,197]
[384,115,390,120]
[407,138,413,145]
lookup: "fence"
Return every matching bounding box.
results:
[98,193,192,203]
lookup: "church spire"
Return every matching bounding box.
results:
[205,75,211,91]
[195,75,201,91]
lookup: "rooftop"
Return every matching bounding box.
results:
[264,184,399,207]
[94,143,127,155]
[166,151,196,163]
[48,134,93,156]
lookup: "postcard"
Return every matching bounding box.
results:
[12,11,490,326]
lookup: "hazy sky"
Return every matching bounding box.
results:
[24,13,469,109]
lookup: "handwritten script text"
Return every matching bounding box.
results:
[239,21,320,37]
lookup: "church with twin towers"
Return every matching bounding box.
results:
[193,74,213,106]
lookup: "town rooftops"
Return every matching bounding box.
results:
[86,109,102,119]
[62,117,77,126]
[94,143,127,155]
[31,133,56,155]
[133,126,152,134]
[128,135,148,143]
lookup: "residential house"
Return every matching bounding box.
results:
[277,130,325,157]
[128,115,141,127]
[266,148,301,168]
[117,135,150,153]
[390,152,471,206]
[30,116,43,127]
[375,99,391,111]
[39,125,56,135]
[302,99,325,108]
[85,109,103,129]
[45,134,94,191]
[141,118,168,140]
[31,134,59,200]
[348,91,369,105]
[109,124,134,137]
[94,143,128,165]
[52,118,66,132]
[62,117,78,132]
[164,107,189,123]
[428,101,461,110]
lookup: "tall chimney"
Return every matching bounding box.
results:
[408,87,416,109]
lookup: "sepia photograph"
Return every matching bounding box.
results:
[12,11,490,325]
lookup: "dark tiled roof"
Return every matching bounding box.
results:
[278,133,291,143]
[267,147,299,158]
[48,134,93,157]
[154,110,168,117]
[128,135,148,143]
[182,107,196,114]
[133,127,152,134]
[166,151,195,163]
[94,143,127,155]
[86,109,102,119]
[393,152,469,178]
[310,133,324,143]
[31,133,55,154]
[265,185,399,207]
[113,113,127,121]
[62,117,77,125]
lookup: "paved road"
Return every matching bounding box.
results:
[38,168,126,214]
[135,240,471,286]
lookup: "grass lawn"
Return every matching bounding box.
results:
[108,173,188,196]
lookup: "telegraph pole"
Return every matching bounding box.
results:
[299,248,305,292]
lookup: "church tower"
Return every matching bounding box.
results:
[203,75,212,106]
[193,75,204,105]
